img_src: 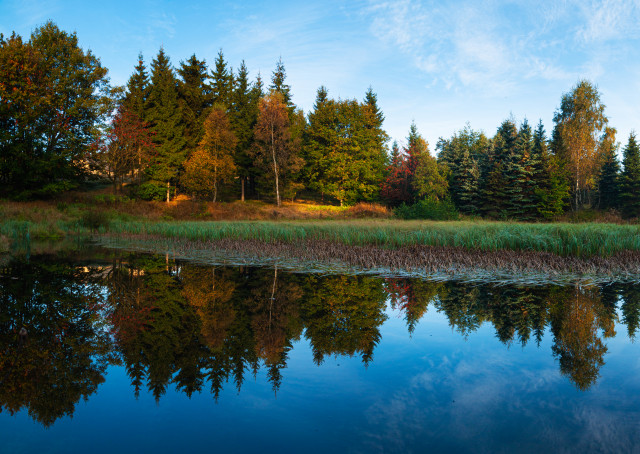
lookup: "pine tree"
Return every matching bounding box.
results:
[620,132,640,218]
[146,48,187,202]
[597,127,620,210]
[177,54,211,154]
[210,49,234,108]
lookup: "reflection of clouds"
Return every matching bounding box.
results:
[360,352,640,453]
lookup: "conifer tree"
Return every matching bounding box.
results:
[210,50,234,108]
[620,132,640,218]
[597,127,620,210]
[404,122,427,202]
[230,61,261,201]
[456,150,480,214]
[146,48,187,202]
[437,125,489,214]
[508,120,537,219]
[482,120,517,218]
[362,87,389,198]
[177,54,211,154]
[123,53,149,120]
[270,57,292,108]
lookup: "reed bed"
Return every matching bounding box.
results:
[99,234,640,284]
[103,219,640,258]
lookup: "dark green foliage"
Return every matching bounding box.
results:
[304,87,387,205]
[437,125,488,215]
[145,48,187,200]
[620,285,640,340]
[123,53,149,120]
[620,133,640,218]
[230,61,262,200]
[210,49,234,108]
[177,54,211,153]
[509,120,537,219]
[597,128,620,210]
[270,57,292,108]
[394,198,458,220]
[0,22,112,198]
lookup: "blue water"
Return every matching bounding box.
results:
[1,251,639,453]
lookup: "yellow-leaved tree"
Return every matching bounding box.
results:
[183,106,237,202]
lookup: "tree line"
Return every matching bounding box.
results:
[1,22,639,219]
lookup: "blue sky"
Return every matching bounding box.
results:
[2,0,639,151]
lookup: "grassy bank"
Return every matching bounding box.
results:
[103,219,640,258]
[1,199,640,259]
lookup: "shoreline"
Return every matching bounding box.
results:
[96,234,640,285]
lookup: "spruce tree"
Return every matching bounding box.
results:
[146,48,187,202]
[230,61,260,201]
[456,149,480,214]
[177,54,211,155]
[362,87,389,199]
[509,120,537,220]
[482,120,517,218]
[210,49,234,108]
[123,53,149,120]
[597,127,620,210]
[270,57,292,108]
[620,132,640,218]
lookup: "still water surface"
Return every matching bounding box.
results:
[1,248,640,453]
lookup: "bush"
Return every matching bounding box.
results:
[135,183,167,201]
[394,198,459,220]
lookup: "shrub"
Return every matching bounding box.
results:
[135,183,167,201]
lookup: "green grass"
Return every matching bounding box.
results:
[103,219,640,258]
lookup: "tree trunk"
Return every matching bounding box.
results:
[214,163,218,203]
[271,125,280,207]
[241,177,245,202]
[166,181,171,203]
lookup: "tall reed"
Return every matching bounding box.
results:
[104,220,640,258]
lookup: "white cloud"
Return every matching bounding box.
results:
[364,0,640,97]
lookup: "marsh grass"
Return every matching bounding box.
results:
[104,219,640,258]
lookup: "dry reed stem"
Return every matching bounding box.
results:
[100,234,640,281]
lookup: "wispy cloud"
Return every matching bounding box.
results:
[364,0,639,97]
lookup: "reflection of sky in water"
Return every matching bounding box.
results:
[3,301,640,453]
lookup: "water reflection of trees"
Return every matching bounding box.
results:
[106,256,386,399]
[0,256,114,426]
[4,252,640,426]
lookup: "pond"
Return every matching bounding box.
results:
[1,247,639,453]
